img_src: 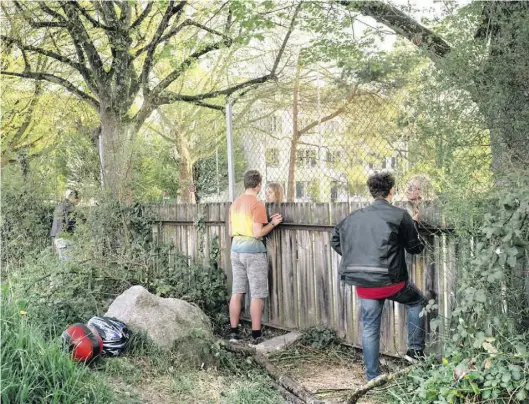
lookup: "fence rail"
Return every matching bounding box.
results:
[153,202,456,356]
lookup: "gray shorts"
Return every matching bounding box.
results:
[231,252,269,299]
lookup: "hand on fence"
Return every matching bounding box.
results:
[270,214,283,226]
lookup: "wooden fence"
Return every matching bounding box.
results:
[152,201,456,356]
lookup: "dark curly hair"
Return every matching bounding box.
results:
[244,170,262,189]
[367,171,395,199]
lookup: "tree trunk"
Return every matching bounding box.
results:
[99,105,134,202]
[175,134,195,203]
[287,60,302,202]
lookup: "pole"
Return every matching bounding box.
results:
[226,100,236,201]
[216,146,220,198]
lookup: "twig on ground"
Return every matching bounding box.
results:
[345,365,415,404]
[315,388,355,394]
[271,381,306,404]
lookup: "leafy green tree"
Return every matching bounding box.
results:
[1,1,301,200]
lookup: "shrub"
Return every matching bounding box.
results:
[387,172,529,403]
[0,166,54,269]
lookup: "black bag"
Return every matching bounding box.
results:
[87,316,131,356]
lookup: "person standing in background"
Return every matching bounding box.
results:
[50,189,80,261]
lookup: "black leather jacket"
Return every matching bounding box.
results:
[331,199,424,287]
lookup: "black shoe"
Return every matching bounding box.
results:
[249,336,265,346]
[405,349,425,360]
[229,332,241,342]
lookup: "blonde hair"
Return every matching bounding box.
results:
[408,175,435,200]
[267,183,284,203]
[407,175,435,219]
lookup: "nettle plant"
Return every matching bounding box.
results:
[404,173,529,403]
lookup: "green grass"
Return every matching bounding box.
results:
[220,376,284,404]
[1,285,115,404]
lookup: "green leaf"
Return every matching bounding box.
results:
[475,289,487,303]
[516,390,527,401]
[507,255,517,267]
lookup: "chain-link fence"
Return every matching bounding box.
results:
[232,91,408,204]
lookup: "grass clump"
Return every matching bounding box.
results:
[1,284,115,404]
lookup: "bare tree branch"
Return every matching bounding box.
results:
[151,38,232,96]
[70,2,116,31]
[1,71,99,109]
[141,1,187,96]
[271,2,302,75]
[37,2,65,21]
[134,18,192,58]
[14,1,67,28]
[298,84,366,136]
[187,21,232,41]
[183,100,225,111]
[154,2,302,107]
[130,2,153,29]
[158,74,274,105]
[61,2,107,89]
[1,35,88,76]
[340,0,451,60]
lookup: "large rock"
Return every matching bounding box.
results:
[105,285,212,350]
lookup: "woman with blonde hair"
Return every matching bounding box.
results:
[406,175,435,222]
[265,182,284,204]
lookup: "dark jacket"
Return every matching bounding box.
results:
[50,202,76,237]
[331,199,424,287]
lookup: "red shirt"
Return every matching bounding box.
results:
[356,281,405,299]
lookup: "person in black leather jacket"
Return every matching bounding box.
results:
[331,171,426,380]
[50,189,80,261]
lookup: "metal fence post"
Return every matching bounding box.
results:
[226,100,236,201]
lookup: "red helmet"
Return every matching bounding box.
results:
[62,323,103,362]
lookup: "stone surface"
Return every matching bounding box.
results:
[105,285,212,349]
[255,331,300,354]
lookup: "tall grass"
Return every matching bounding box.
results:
[1,285,115,404]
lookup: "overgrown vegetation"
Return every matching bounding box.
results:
[1,285,115,403]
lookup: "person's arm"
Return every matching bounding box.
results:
[401,211,425,254]
[251,201,282,238]
[331,220,343,256]
[253,214,282,238]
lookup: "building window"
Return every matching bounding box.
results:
[331,181,339,201]
[265,148,280,167]
[272,116,281,132]
[326,150,343,168]
[391,156,397,169]
[297,148,317,168]
[295,181,306,199]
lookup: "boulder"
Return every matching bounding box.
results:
[105,285,212,350]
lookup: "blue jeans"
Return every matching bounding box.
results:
[360,281,427,380]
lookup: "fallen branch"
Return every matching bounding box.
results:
[225,341,326,404]
[271,381,306,404]
[345,365,415,404]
